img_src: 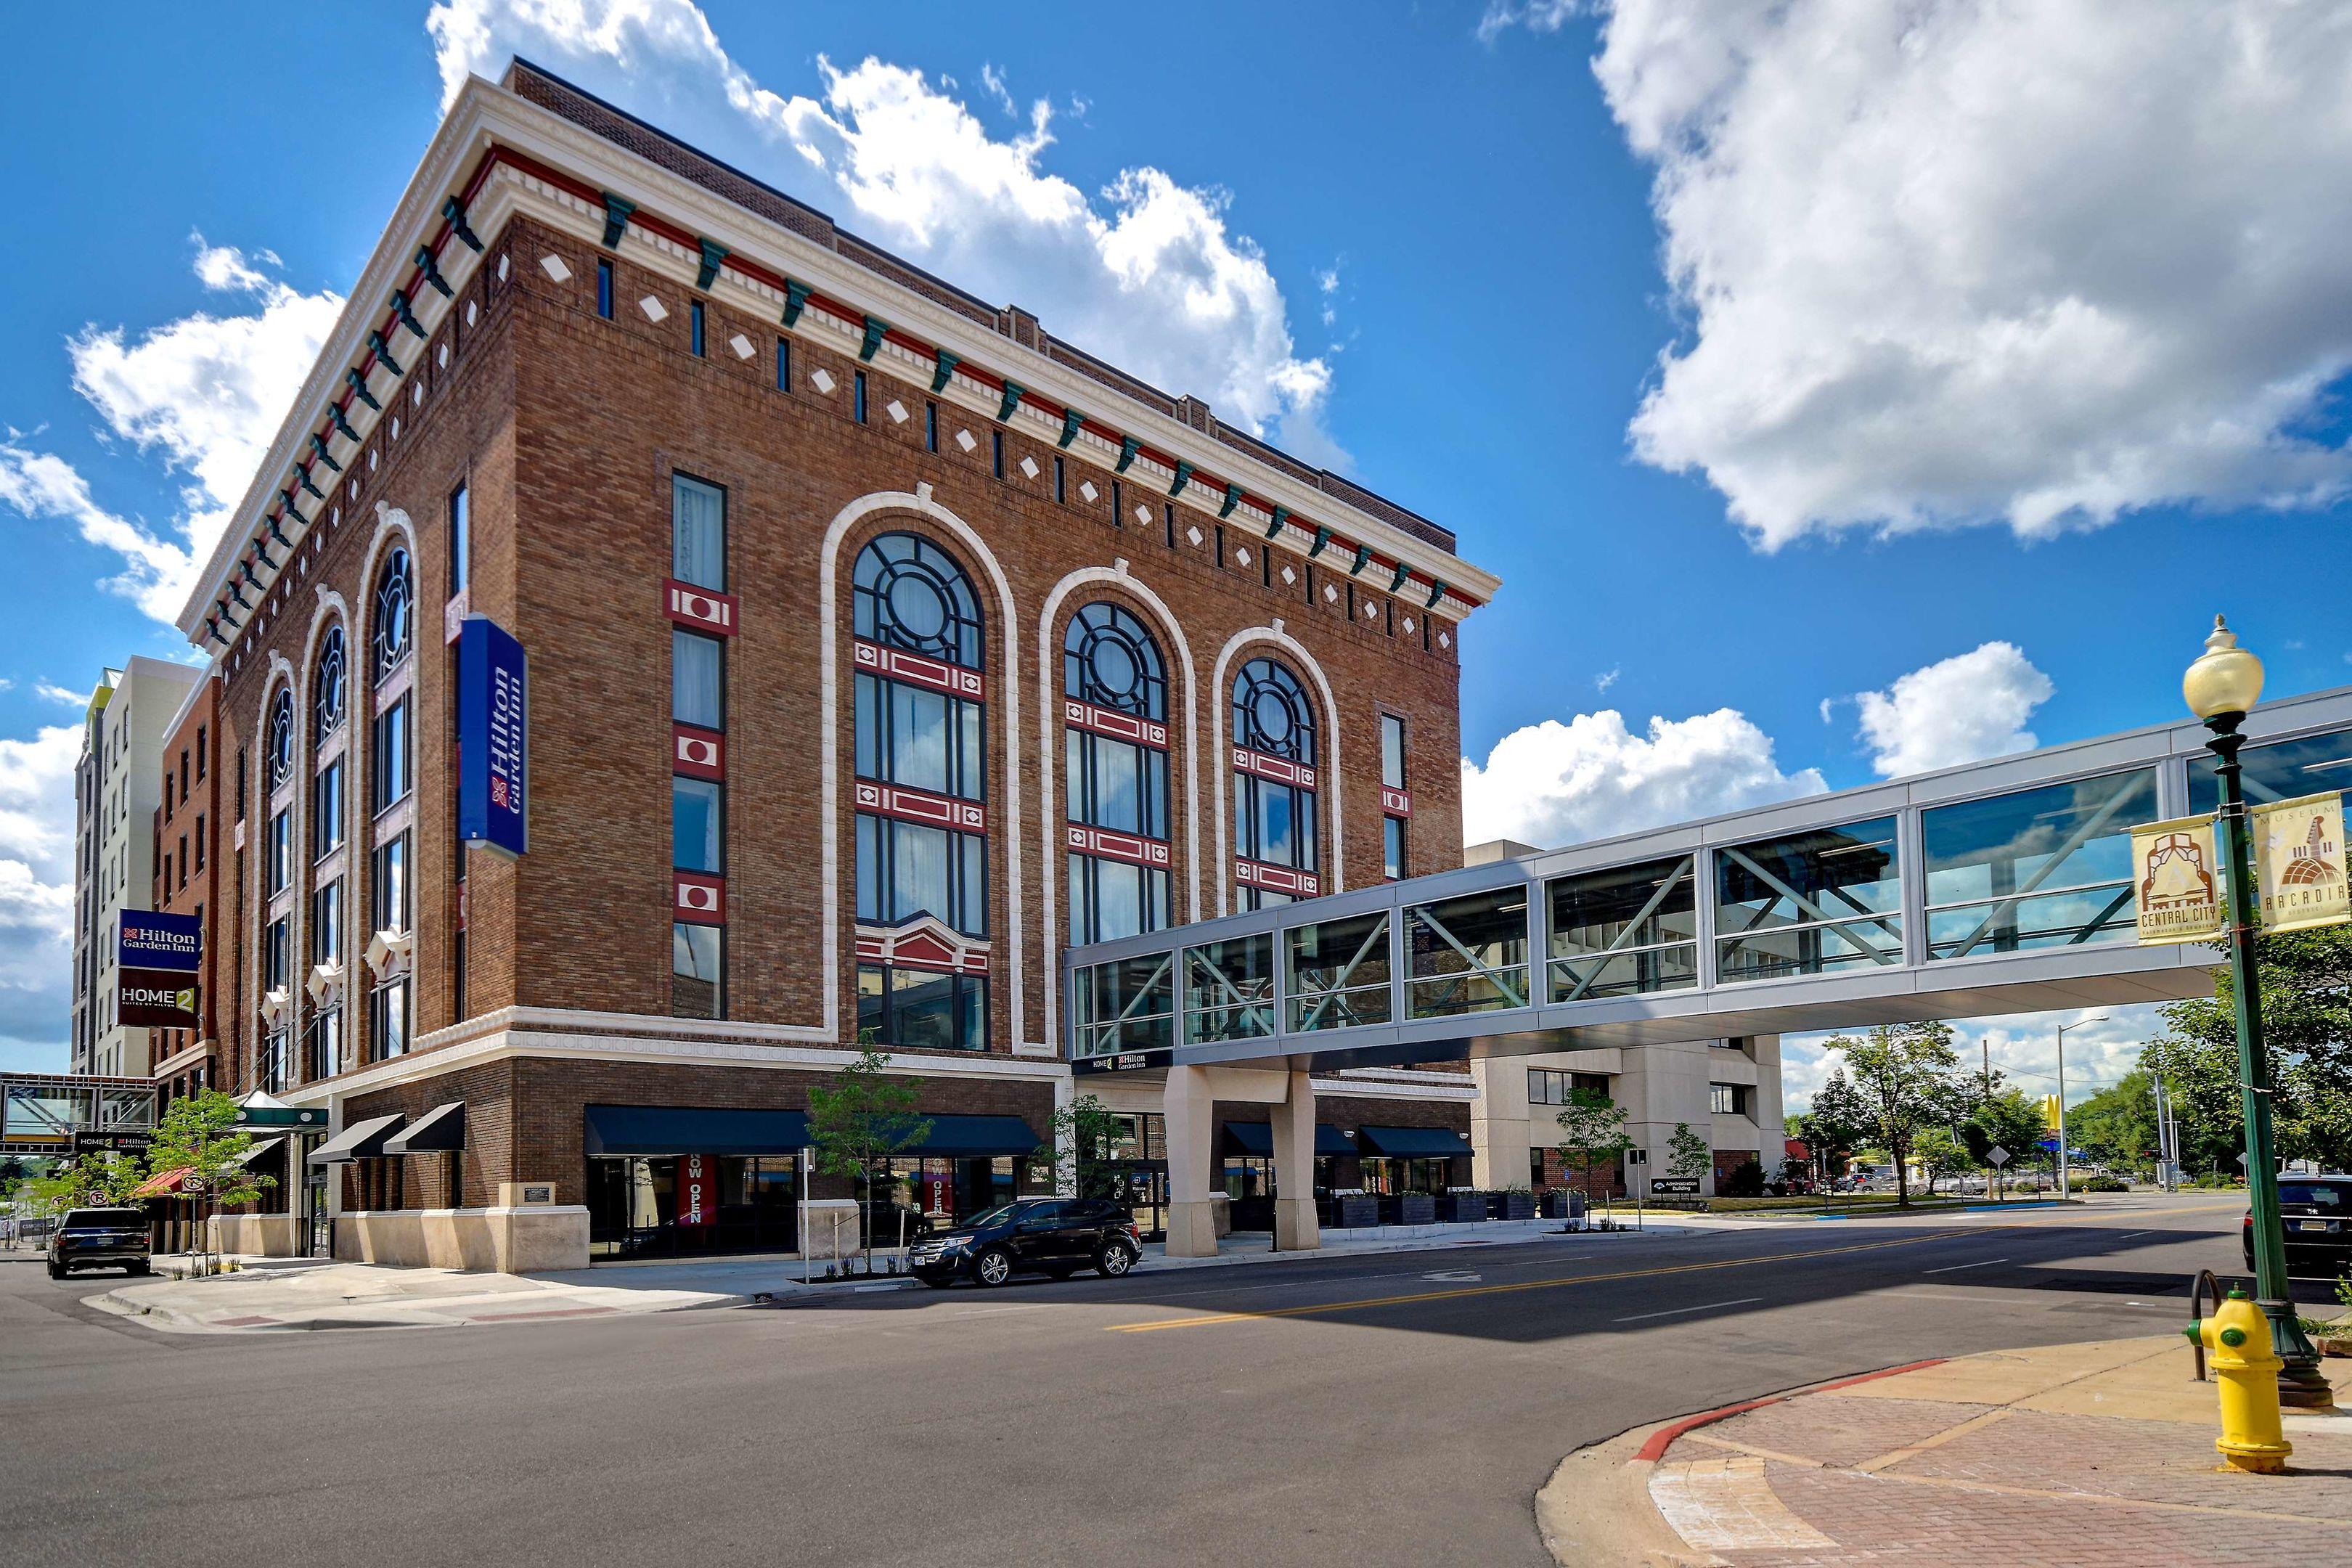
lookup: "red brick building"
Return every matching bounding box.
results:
[147,674,224,1109]
[173,62,1498,1268]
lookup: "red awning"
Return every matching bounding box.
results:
[134,1166,195,1199]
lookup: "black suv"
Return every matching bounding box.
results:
[909,1198,1140,1288]
[2244,1177,2352,1277]
[47,1208,151,1279]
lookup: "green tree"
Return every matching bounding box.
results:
[25,1152,143,1214]
[1826,1022,1963,1208]
[1024,1093,1127,1201]
[1913,1126,1971,1196]
[145,1090,276,1272]
[1553,1088,1635,1217]
[1804,1069,1871,1186]
[1666,1122,1711,1185]
[1960,1085,2046,1201]
[2067,1069,2161,1177]
[807,1048,933,1275]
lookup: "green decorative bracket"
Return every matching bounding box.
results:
[346,368,381,412]
[781,279,811,328]
[329,402,362,442]
[1265,504,1289,540]
[1349,543,1371,577]
[601,193,636,249]
[1425,579,1448,609]
[391,289,427,340]
[203,615,223,646]
[277,493,309,530]
[309,433,343,473]
[229,579,250,609]
[1307,526,1333,560]
[266,513,293,551]
[1058,408,1085,449]
[293,468,325,502]
[931,348,960,392]
[442,196,483,253]
[1115,436,1140,473]
[1219,483,1243,520]
[696,238,729,292]
[859,316,889,362]
[367,331,405,378]
[1167,461,1194,499]
[238,559,263,591]
[253,537,277,570]
[1389,562,1410,594]
[996,380,1026,422]
[413,247,454,301]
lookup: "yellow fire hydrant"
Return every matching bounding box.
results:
[2184,1288,2292,1474]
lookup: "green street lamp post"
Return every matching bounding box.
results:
[2181,616,2333,1408]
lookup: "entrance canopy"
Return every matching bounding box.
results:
[385,1102,464,1156]
[310,1114,405,1165]
[1355,1125,1473,1159]
[584,1105,808,1157]
[1221,1120,1355,1157]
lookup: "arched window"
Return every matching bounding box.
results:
[1065,604,1170,942]
[854,533,982,668]
[1230,657,1319,910]
[372,547,413,682]
[312,626,347,746]
[265,690,295,792]
[851,532,989,1050]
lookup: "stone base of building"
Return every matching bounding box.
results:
[332,1206,591,1273]
[209,1213,305,1257]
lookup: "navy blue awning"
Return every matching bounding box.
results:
[909,1114,1041,1157]
[1354,1124,1473,1159]
[1221,1121,1355,1157]
[584,1105,809,1157]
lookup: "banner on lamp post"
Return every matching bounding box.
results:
[2251,791,2348,934]
[2129,815,2224,945]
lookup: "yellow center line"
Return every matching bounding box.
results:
[1106,1204,2239,1334]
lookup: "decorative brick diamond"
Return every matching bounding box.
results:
[540,254,571,282]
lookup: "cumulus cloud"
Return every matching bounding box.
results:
[1852,642,2054,779]
[1585,1,2352,544]
[1461,707,1825,849]
[428,0,1339,457]
[0,722,81,1067]
[1476,0,1579,44]
[0,237,339,623]
[1784,1004,2162,1113]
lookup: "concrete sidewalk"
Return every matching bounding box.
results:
[1543,1328,2352,1566]
[88,1215,1683,1334]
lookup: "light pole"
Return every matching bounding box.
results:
[2181,616,2333,1408]
[2052,1016,2104,1199]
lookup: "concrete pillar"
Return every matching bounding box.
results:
[1268,1069,1322,1252]
[1163,1065,1219,1258]
[1470,1058,1532,1190]
[1051,1069,1077,1197]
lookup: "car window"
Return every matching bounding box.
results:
[2278,1183,2346,1208]
[63,1209,144,1228]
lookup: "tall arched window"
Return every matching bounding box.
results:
[852,531,988,1051]
[1064,603,1170,942]
[1230,656,1320,910]
[309,626,348,1082]
[367,546,415,1066]
[265,690,295,793]
[372,547,413,682]
[258,685,297,1093]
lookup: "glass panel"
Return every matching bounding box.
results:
[1383,815,1405,881]
[2188,725,2352,812]
[372,699,410,811]
[313,760,344,857]
[856,963,886,1045]
[1407,888,1530,1016]
[313,882,341,965]
[890,820,951,923]
[1551,946,1700,1002]
[672,777,722,873]
[671,475,726,591]
[1922,768,2155,959]
[1076,952,1175,1058]
[1548,855,1698,1000]
[674,632,723,730]
[1286,912,1392,1031]
[1715,817,1901,982]
[1182,934,1274,1043]
[672,923,722,1018]
[890,966,956,1050]
[1381,714,1405,790]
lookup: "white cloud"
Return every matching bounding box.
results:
[1852,641,2054,780]
[1461,707,1824,849]
[1593,666,1620,694]
[0,722,80,1061]
[33,682,86,709]
[1784,1004,2161,1114]
[0,237,339,623]
[1587,1,2352,545]
[978,62,1014,117]
[1477,0,1579,44]
[428,0,1340,458]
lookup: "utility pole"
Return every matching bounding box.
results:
[1983,1040,1997,1202]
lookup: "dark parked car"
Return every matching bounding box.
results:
[908,1198,1140,1288]
[47,1207,151,1279]
[2243,1177,2351,1276]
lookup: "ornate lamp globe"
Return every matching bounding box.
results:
[2183,616,2265,722]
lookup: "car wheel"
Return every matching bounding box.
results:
[971,1246,1014,1287]
[46,1261,63,1281]
[1097,1238,1138,1278]
[128,1262,151,1277]
[916,1270,955,1290]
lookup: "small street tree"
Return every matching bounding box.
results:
[1665,1122,1711,1187]
[145,1089,274,1272]
[1554,1088,1635,1220]
[25,1151,142,1215]
[1024,1093,1127,1201]
[1826,1021,1962,1209]
[1961,1086,2048,1202]
[1913,1126,1970,1196]
[1805,1070,1871,1188]
[807,1047,932,1275]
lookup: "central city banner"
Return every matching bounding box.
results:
[2128,816,2224,944]
[457,615,528,859]
[117,908,201,1028]
[2252,791,2348,934]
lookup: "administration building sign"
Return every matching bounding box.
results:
[2130,816,2223,945]
[2252,792,2348,934]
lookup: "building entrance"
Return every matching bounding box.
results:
[588,1155,801,1259]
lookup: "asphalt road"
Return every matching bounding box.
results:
[0,1195,2294,1568]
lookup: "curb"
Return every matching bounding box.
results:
[1631,1358,1947,1462]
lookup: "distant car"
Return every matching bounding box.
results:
[46,1207,150,1279]
[908,1198,1140,1288]
[2243,1177,2352,1277]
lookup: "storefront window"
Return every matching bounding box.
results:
[855,963,987,1050]
[589,1154,801,1259]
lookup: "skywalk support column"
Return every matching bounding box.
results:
[1268,1069,1322,1252]
[1164,1064,1219,1258]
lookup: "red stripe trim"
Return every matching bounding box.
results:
[854,780,987,834]
[1065,699,1167,749]
[1233,746,1317,791]
[853,639,984,700]
[1235,858,1319,897]
[1068,825,1171,868]
[1630,1359,1947,1463]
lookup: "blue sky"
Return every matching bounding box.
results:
[4,2,2349,1096]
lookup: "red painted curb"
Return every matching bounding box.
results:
[1631,1357,1948,1463]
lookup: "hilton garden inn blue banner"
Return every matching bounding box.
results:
[457,615,528,859]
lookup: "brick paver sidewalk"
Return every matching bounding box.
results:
[1630,1336,2352,1564]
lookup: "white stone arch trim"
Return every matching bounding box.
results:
[1210,624,1347,917]
[1034,563,1205,1048]
[296,590,356,1082]
[822,486,1032,1049]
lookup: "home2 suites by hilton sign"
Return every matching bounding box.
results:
[118,909,201,1029]
[457,616,528,859]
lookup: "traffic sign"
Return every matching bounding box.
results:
[1987,1146,2010,1167]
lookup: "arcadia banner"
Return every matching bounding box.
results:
[2252,791,2348,934]
[457,616,528,859]
[2129,816,2224,945]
